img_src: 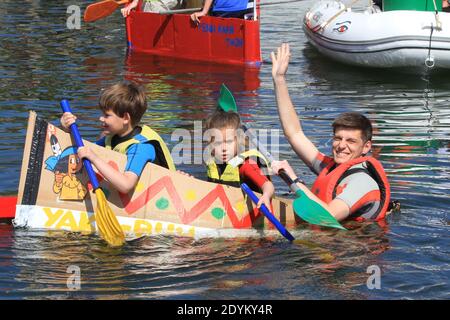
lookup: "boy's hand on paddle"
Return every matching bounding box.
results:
[271,43,291,80]
[271,160,297,180]
[60,112,77,132]
[77,146,98,163]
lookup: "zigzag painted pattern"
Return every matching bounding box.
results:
[101,161,267,229]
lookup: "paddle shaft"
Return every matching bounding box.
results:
[160,7,202,15]
[241,183,294,241]
[60,100,100,190]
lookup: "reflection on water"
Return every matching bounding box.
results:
[2,224,395,299]
[0,0,449,299]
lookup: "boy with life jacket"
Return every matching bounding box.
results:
[60,81,175,194]
[204,93,275,209]
[270,43,393,222]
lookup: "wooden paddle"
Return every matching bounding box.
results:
[60,100,126,246]
[84,0,129,22]
[218,84,345,230]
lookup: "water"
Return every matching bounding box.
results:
[0,0,449,300]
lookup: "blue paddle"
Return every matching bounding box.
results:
[241,183,295,241]
[60,99,126,246]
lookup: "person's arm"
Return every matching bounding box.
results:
[77,146,139,194]
[271,160,351,221]
[271,43,319,168]
[239,159,274,209]
[121,0,139,17]
[258,180,275,209]
[190,0,213,23]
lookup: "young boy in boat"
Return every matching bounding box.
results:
[204,87,274,209]
[60,82,176,194]
[270,43,394,222]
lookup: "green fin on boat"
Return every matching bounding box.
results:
[218,83,237,112]
[293,190,346,230]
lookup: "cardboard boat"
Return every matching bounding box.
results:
[125,0,262,66]
[12,112,299,239]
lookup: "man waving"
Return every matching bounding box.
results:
[271,43,392,222]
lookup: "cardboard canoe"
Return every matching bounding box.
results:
[14,112,300,239]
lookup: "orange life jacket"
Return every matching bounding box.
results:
[311,156,391,221]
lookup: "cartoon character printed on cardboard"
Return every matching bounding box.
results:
[50,134,62,157]
[45,134,87,200]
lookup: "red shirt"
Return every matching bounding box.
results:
[239,158,268,191]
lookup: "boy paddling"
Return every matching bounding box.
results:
[60,82,175,194]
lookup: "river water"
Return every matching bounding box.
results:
[0,0,448,300]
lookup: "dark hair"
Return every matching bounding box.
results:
[205,110,241,130]
[55,155,70,173]
[332,112,372,142]
[99,82,147,126]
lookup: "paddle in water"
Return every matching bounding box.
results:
[60,99,126,246]
[241,183,295,241]
[84,0,129,22]
[218,84,345,230]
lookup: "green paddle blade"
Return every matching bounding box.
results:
[293,191,346,230]
[217,83,237,112]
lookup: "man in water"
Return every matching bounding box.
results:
[270,43,392,222]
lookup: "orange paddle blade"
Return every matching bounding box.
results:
[84,0,129,22]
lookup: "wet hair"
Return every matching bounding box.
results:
[332,112,373,142]
[205,110,241,130]
[99,82,147,126]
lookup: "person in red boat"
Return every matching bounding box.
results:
[121,0,181,17]
[190,0,252,23]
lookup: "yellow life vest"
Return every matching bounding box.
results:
[206,149,270,188]
[105,125,176,171]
